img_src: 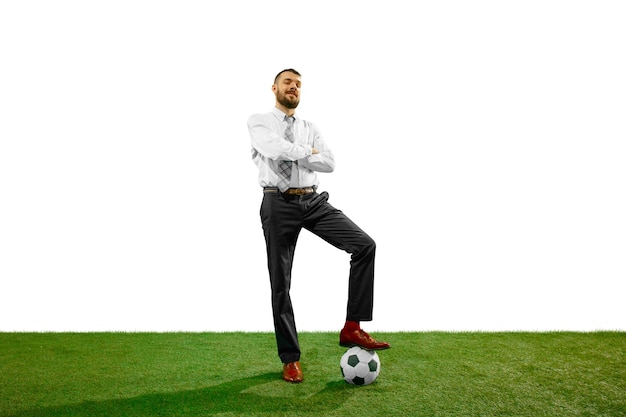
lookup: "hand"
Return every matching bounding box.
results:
[311,147,319,155]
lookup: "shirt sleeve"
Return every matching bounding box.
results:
[298,121,335,173]
[248,114,312,161]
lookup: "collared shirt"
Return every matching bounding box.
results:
[248,107,335,188]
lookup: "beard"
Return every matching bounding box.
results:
[277,90,300,109]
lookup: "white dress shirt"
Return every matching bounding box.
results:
[248,107,335,188]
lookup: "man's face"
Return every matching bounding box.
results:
[273,72,301,109]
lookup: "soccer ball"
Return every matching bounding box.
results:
[340,346,381,385]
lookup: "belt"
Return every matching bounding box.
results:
[264,187,316,195]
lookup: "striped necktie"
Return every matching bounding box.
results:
[277,116,295,192]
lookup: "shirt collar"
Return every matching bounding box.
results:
[272,107,298,122]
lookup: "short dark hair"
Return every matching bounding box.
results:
[274,68,301,84]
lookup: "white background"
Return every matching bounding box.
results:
[1,1,624,332]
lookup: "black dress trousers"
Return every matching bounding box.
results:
[260,190,376,363]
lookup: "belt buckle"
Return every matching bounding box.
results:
[285,187,314,195]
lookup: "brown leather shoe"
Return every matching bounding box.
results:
[340,328,391,350]
[282,361,303,383]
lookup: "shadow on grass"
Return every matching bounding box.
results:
[9,373,353,417]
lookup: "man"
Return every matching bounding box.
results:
[248,69,390,383]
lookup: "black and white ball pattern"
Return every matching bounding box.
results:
[340,346,381,385]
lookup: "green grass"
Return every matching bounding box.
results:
[0,332,624,417]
